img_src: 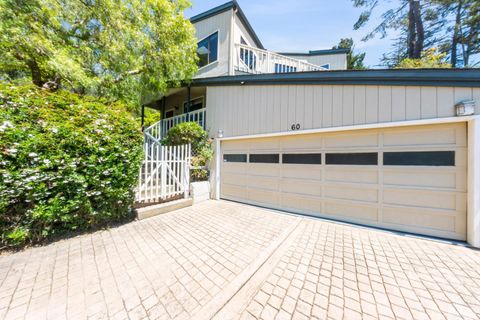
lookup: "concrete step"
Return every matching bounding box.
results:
[135,198,193,220]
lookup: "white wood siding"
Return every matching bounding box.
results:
[233,15,259,48]
[282,54,348,70]
[193,10,233,79]
[206,85,480,138]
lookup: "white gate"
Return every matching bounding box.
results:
[136,143,191,203]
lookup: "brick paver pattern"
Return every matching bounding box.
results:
[1,200,480,320]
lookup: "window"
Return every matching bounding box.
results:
[183,97,204,113]
[224,154,247,163]
[384,151,455,166]
[249,154,279,164]
[240,37,247,45]
[197,32,218,68]
[321,64,330,70]
[165,109,175,118]
[326,153,378,165]
[282,153,322,165]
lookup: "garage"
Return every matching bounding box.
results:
[220,123,467,241]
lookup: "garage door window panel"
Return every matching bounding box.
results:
[282,153,322,164]
[384,151,455,166]
[223,154,247,163]
[326,153,378,165]
[249,154,279,163]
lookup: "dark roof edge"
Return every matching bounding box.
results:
[191,69,480,88]
[233,1,264,49]
[190,1,233,24]
[279,48,350,56]
[189,1,264,49]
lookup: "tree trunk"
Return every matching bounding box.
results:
[412,0,424,58]
[27,59,44,87]
[407,0,416,58]
[452,0,464,67]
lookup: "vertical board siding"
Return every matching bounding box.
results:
[332,86,343,126]
[365,86,379,124]
[322,86,333,128]
[342,86,355,126]
[206,84,478,138]
[406,87,421,120]
[421,87,437,119]
[354,86,366,125]
[193,10,232,78]
[378,86,392,122]
[391,86,406,121]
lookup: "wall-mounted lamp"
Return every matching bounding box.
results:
[455,100,476,116]
[217,129,224,138]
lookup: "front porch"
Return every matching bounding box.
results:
[143,86,207,140]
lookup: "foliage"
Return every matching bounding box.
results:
[396,48,452,68]
[0,83,143,247]
[352,0,479,67]
[0,0,198,107]
[143,109,162,129]
[433,0,480,67]
[332,38,366,69]
[162,122,213,182]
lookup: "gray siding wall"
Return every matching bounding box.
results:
[282,54,347,70]
[206,84,480,138]
[194,10,233,79]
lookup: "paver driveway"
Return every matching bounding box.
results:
[1,201,480,320]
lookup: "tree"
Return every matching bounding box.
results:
[0,0,198,106]
[434,0,480,67]
[353,0,426,59]
[332,38,366,69]
[396,47,452,68]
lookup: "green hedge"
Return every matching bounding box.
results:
[0,83,143,247]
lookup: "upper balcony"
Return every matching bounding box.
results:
[234,44,327,75]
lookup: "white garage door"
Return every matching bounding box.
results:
[221,123,467,240]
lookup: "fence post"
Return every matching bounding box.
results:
[184,144,190,199]
[161,145,166,200]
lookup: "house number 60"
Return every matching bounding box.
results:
[291,123,301,130]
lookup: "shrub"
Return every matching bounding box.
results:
[162,122,213,182]
[0,83,143,247]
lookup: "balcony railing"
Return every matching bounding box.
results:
[235,44,326,74]
[145,108,206,142]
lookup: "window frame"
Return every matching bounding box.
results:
[183,96,205,113]
[197,30,220,70]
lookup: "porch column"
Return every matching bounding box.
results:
[185,85,191,114]
[161,97,166,119]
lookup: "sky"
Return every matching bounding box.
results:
[185,0,400,68]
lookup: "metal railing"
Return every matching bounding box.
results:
[235,44,326,74]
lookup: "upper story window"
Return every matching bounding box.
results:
[197,32,218,68]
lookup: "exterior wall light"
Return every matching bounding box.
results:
[455,100,476,116]
[217,129,224,138]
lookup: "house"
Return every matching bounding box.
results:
[143,1,480,248]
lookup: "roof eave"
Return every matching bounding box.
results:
[191,69,480,88]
